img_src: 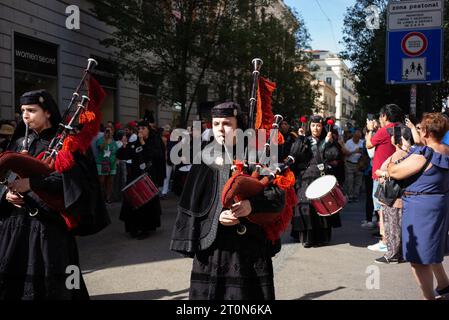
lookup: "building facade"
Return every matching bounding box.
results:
[0,0,180,126]
[307,50,358,127]
[312,79,337,118]
[0,0,293,127]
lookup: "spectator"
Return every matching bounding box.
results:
[365,104,403,253]
[388,113,449,299]
[96,127,118,203]
[344,129,364,202]
[0,123,14,152]
[374,125,414,264]
[161,124,173,199]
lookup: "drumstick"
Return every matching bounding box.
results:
[326,119,334,133]
[300,116,307,129]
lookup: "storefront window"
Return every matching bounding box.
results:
[14,33,58,112]
[139,84,158,123]
[91,55,117,123]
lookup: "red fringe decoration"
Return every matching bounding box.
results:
[60,210,80,231]
[55,76,105,173]
[53,75,105,231]
[263,169,297,242]
[254,77,284,150]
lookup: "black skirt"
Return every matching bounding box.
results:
[0,212,89,300]
[291,178,341,244]
[189,224,276,300]
[119,196,162,234]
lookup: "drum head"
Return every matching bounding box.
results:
[305,175,337,199]
[179,165,192,172]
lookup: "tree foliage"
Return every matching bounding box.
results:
[341,0,449,124]
[89,0,315,126]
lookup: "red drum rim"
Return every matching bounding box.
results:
[315,207,344,217]
[121,173,149,192]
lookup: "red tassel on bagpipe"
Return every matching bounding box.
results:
[55,76,105,173]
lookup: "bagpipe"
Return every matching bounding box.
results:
[0,58,105,227]
[220,59,299,242]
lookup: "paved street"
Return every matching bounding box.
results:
[78,194,449,300]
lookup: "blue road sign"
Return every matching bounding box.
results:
[386,28,443,84]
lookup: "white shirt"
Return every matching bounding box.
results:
[345,138,364,163]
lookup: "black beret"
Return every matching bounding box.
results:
[310,115,323,123]
[211,102,241,118]
[20,89,57,111]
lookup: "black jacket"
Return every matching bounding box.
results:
[116,133,166,186]
[170,156,285,257]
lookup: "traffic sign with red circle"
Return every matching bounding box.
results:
[401,32,428,57]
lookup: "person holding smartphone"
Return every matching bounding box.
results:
[365,104,403,253]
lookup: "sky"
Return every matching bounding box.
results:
[284,0,357,54]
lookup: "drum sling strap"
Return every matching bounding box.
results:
[310,137,326,177]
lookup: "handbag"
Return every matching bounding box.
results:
[375,178,402,207]
[100,160,111,174]
[375,148,433,207]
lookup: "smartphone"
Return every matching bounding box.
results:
[367,113,374,121]
[405,114,409,121]
[394,126,402,145]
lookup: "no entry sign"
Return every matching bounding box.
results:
[386,0,444,84]
[401,32,428,57]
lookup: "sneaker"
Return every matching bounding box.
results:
[367,241,388,252]
[374,256,400,264]
[435,285,449,298]
[361,221,376,229]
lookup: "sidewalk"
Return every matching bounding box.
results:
[77,195,448,300]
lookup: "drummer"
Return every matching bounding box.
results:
[116,117,166,239]
[290,115,343,247]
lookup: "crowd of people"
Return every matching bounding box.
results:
[1,88,448,300]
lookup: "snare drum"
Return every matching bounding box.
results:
[305,175,347,216]
[122,174,159,209]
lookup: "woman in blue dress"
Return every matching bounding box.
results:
[388,113,449,300]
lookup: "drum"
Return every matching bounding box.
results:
[122,174,159,209]
[305,175,347,217]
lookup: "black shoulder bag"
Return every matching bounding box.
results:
[375,150,432,207]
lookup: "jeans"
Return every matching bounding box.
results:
[372,179,381,212]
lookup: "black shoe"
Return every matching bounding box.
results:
[436,285,449,296]
[136,231,150,240]
[374,256,400,264]
[303,242,314,248]
[129,231,139,238]
[314,242,329,247]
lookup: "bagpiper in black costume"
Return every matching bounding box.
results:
[0,90,110,300]
[170,102,285,300]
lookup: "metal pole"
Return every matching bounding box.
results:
[410,84,417,117]
[424,84,432,112]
